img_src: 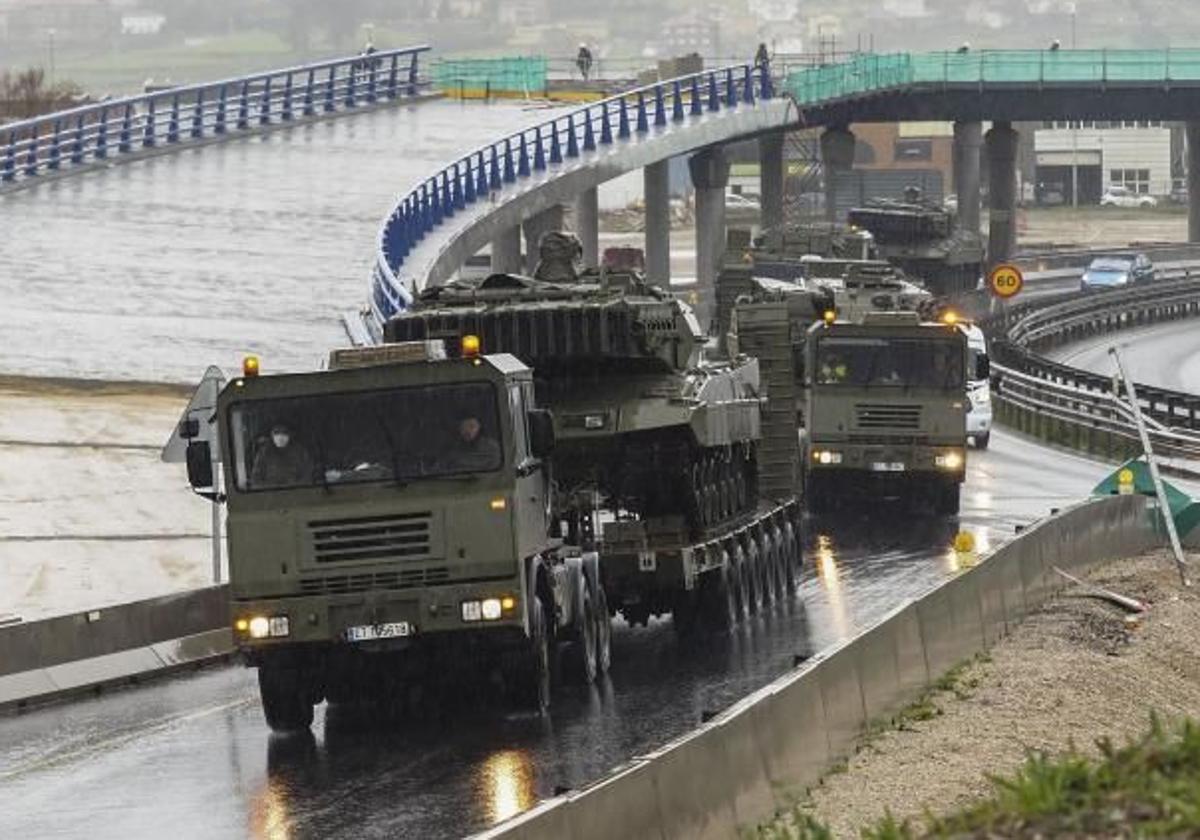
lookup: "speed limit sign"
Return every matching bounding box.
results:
[988,263,1024,299]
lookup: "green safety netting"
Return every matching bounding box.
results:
[783,50,1200,105]
[433,57,548,96]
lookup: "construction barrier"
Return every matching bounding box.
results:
[0,586,231,709]
[434,57,548,100]
[471,494,1154,840]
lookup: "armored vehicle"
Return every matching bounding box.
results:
[847,197,984,296]
[385,233,802,634]
[183,343,608,730]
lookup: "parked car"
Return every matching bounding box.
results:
[1080,252,1156,291]
[1100,186,1157,208]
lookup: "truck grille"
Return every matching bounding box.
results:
[855,404,921,431]
[309,512,433,564]
[300,567,450,596]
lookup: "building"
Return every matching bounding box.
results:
[1034,121,1172,204]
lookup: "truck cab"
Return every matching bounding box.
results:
[185,341,606,730]
[802,312,974,515]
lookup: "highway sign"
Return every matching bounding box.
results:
[988,263,1024,299]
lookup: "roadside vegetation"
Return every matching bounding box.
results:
[751,715,1200,839]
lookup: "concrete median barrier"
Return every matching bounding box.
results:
[0,586,231,710]
[472,494,1155,840]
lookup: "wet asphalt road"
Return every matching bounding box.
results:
[0,430,1118,840]
[1049,317,1200,393]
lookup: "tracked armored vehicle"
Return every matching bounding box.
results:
[847,198,984,296]
[386,233,802,632]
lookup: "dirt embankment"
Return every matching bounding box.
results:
[768,551,1200,838]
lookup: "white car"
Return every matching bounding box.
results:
[1100,186,1157,208]
[961,324,992,449]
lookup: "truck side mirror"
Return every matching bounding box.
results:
[186,440,214,490]
[528,409,556,459]
[975,354,991,381]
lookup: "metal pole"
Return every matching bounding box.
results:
[211,462,223,584]
[1109,346,1191,585]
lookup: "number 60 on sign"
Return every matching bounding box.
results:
[988,263,1024,299]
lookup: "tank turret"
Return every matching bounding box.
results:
[384,233,764,542]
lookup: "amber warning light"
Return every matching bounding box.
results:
[243,355,260,377]
[462,335,481,358]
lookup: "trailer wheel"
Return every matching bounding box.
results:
[700,552,736,631]
[594,582,612,676]
[564,585,598,685]
[743,540,764,615]
[781,522,800,594]
[258,665,315,733]
[508,598,552,713]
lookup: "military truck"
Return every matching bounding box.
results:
[802,312,976,515]
[385,234,803,638]
[720,232,980,515]
[182,341,610,731]
[847,196,984,297]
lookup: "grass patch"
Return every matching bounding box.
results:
[757,715,1200,839]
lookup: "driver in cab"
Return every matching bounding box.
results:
[448,414,501,471]
[251,423,315,487]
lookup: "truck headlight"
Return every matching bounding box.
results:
[481,598,503,621]
[461,600,482,622]
[248,617,270,639]
[812,450,843,465]
[269,616,290,638]
[971,387,991,407]
[936,452,964,470]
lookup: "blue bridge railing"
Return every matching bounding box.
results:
[1,45,431,187]
[370,61,774,326]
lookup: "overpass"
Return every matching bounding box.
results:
[362,48,1200,341]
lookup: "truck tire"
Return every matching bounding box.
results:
[700,554,737,632]
[258,665,315,733]
[594,583,612,676]
[508,599,552,713]
[743,540,764,615]
[974,432,990,450]
[563,585,598,685]
[781,521,800,594]
[936,481,962,516]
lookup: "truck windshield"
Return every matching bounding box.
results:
[816,337,964,390]
[229,382,503,492]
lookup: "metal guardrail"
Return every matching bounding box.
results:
[985,268,1200,460]
[1,46,432,187]
[369,61,774,326]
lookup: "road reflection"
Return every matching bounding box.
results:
[812,532,852,642]
[478,749,537,824]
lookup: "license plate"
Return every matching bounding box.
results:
[344,622,412,642]
[871,462,906,472]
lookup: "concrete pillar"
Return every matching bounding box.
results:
[1188,122,1200,243]
[985,121,1019,266]
[644,159,671,284]
[490,225,522,274]
[953,120,983,234]
[819,126,856,223]
[522,204,565,273]
[689,146,731,324]
[758,131,785,232]
[574,186,600,268]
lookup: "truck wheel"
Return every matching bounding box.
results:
[936,482,962,516]
[509,599,552,713]
[781,522,800,594]
[973,432,990,450]
[594,583,612,676]
[700,554,736,632]
[743,541,764,615]
[564,586,598,685]
[258,665,315,733]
